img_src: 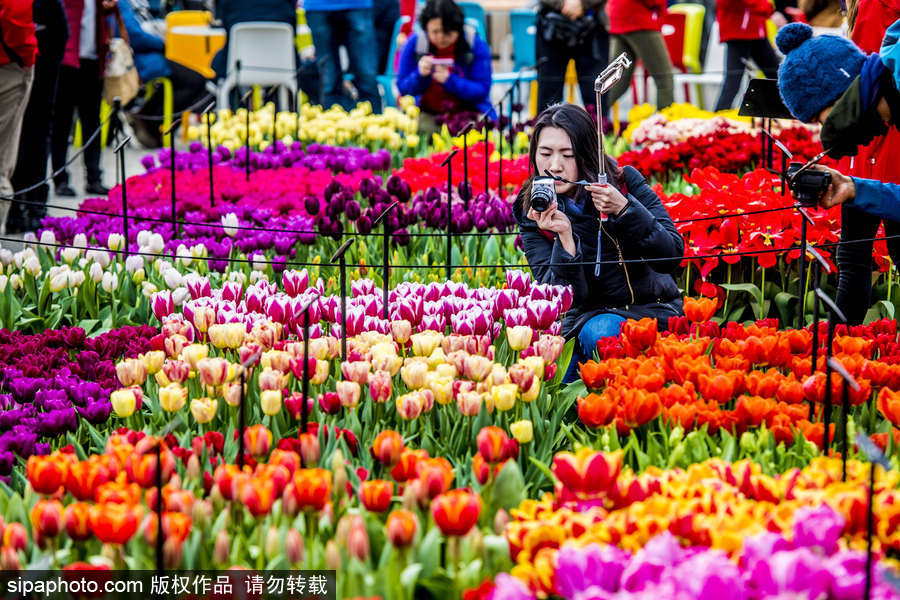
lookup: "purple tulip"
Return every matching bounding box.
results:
[283,269,310,297]
[152,290,176,321]
[506,270,532,295]
[526,300,559,331]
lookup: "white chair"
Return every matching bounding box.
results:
[673,22,725,109]
[218,22,298,110]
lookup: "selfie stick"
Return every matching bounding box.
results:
[594,53,632,219]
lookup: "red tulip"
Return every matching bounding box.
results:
[431,489,482,536]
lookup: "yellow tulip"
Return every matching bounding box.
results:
[510,420,533,444]
[190,397,218,423]
[261,389,282,416]
[160,383,188,412]
[492,383,518,412]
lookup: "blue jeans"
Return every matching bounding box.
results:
[562,313,626,383]
[305,9,383,113]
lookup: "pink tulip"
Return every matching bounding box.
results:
[282,269,309,297]
[456,390,482,416]
[419,314,446,333]
[526,300,559,331]
[345,307,366,336]
[186,275,212,300]
[503,308,528,329]
[364,316,390,335]
[265,296,291,324]
[394,297,423,325]
[369,369,392,403]
[390,320,412,344]
[534,335,565,365]
[530,283,553,301]
[244,287,266,314]
[506,270,531,294]
[320,296,340,323]
[352,278,376,297]
[336,380,361,409]
[152,291,175,321]
[318,391,342,415]
[358,296,381,317]
[556,285,574,313]
[396,393,424,420]
[492,289,520,320]
[221,281,243,303]
[341,360,371,385]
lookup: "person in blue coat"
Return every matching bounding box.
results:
[775,20,900,220]
[514,103,685,382]
[396,0,494,133]
[118,0,208,147]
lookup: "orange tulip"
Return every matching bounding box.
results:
[3,522,26,552]
[370,430,405,467]
[472,452,492,485]
[390,449,427,482]
[697,372,739,404]
[241,477,276,517]
[775,376,805,405]
[30,499,63,543]
[94,480,142,505]
[665,403,697,429]
[683,296,717,322]
[735,395,775,427]
[431,489,482,536]
[64,502,92,541]
[125,442,175,488]
[65,457,113,501]
[144,512,193,544]
[26,454,68,495]
[579,360,607,390]
[416,457,455,500]
[621,389,661,428]
[291,468,332,511]
[89,502,142,545]
[878,388,900,429]
[359,479,393,513]
[243,425,272,459]
[621,318,658,355]
[386,509,418,547]
[577,392,617,428]
[552,448,622,497]
[476,426,511,464]
[269,448,302,476]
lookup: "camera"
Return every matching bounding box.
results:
[531,177,557,213]
[787,162,832,207]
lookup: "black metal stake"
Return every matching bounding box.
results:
[810,261,821,421]
[243,88,253,183]
[295,83,301,143]
[267,87,279,144]
[204,101,215,208]
[330,239,355,361]
[865,458,876,600]
[114,137,131,258]
[483,116,490,195]
[155,441,163,572]
[164,119,181,239]
[302,307,310,431]
[498,97,503,196]
[798,214,808,330]
[372,201,398,321]
[823,313,835,454]
[461,123,472,210]
[442,150,458,281]
[238,370,246,469]
[840,377,850,479]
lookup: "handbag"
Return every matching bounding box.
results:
[539,9,600,48]
[103,8,141,106]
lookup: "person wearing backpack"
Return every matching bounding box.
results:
[396,0,494,134]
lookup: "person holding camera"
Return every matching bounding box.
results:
[396,0,494,134]
[535,0,609,111]
[514,103,685,382]
[776,22,900,228]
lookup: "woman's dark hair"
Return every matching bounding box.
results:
[418,0,472,61]
[515,103,622,215]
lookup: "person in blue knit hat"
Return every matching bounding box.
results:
[775,20,900,220]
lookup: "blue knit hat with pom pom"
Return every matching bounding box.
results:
[776,22,867,123]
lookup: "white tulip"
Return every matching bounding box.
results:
[60,247,80,264]
[107,233,125,251]
[147,233,165,254]
[49,268,68,292]
[171,287,189,306]
[125,255,144,274]
[0,275,7,293]
[136,230,151,247]
[221,213,239,237]
[249,270,269,284]
[191,243,208,258]
[39,230,56,246]
[73,233,87,249]
[141,281,159,297]
[101,271,118,292]
[0,248,12,266]
[89,262,103,283]
[10,274,22,290]
[163,269,184,290]
[68,271,85,288]
[176,244,192,267]
[24,255,41,276]
[250,253,267,271]
[154,258,172,274]
[86,249,110,268]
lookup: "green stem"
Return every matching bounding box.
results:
[257,521,265,570]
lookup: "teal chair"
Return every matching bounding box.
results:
[377,16,411,108]
[465,16,487,43]
[457,1,487,38]
[492,6,538,111]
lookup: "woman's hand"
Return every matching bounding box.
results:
[433,65,450,84]
[814,165,856,209]
[586,183,628,217]
[418,55,434,77]
[561,0,584,19]
[528,201,576,255]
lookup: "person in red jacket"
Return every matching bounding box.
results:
[604,0,675,110]
[714,0,783,110]
[833,0,900,324]
[0,0,37,235]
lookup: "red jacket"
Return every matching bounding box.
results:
[716,0,774,41]
[837,0,900,184]
[0,0,37,67]
[607,0,667,34]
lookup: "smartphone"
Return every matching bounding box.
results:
[431,58,455,67]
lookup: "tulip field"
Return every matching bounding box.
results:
[3,99,900,599]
